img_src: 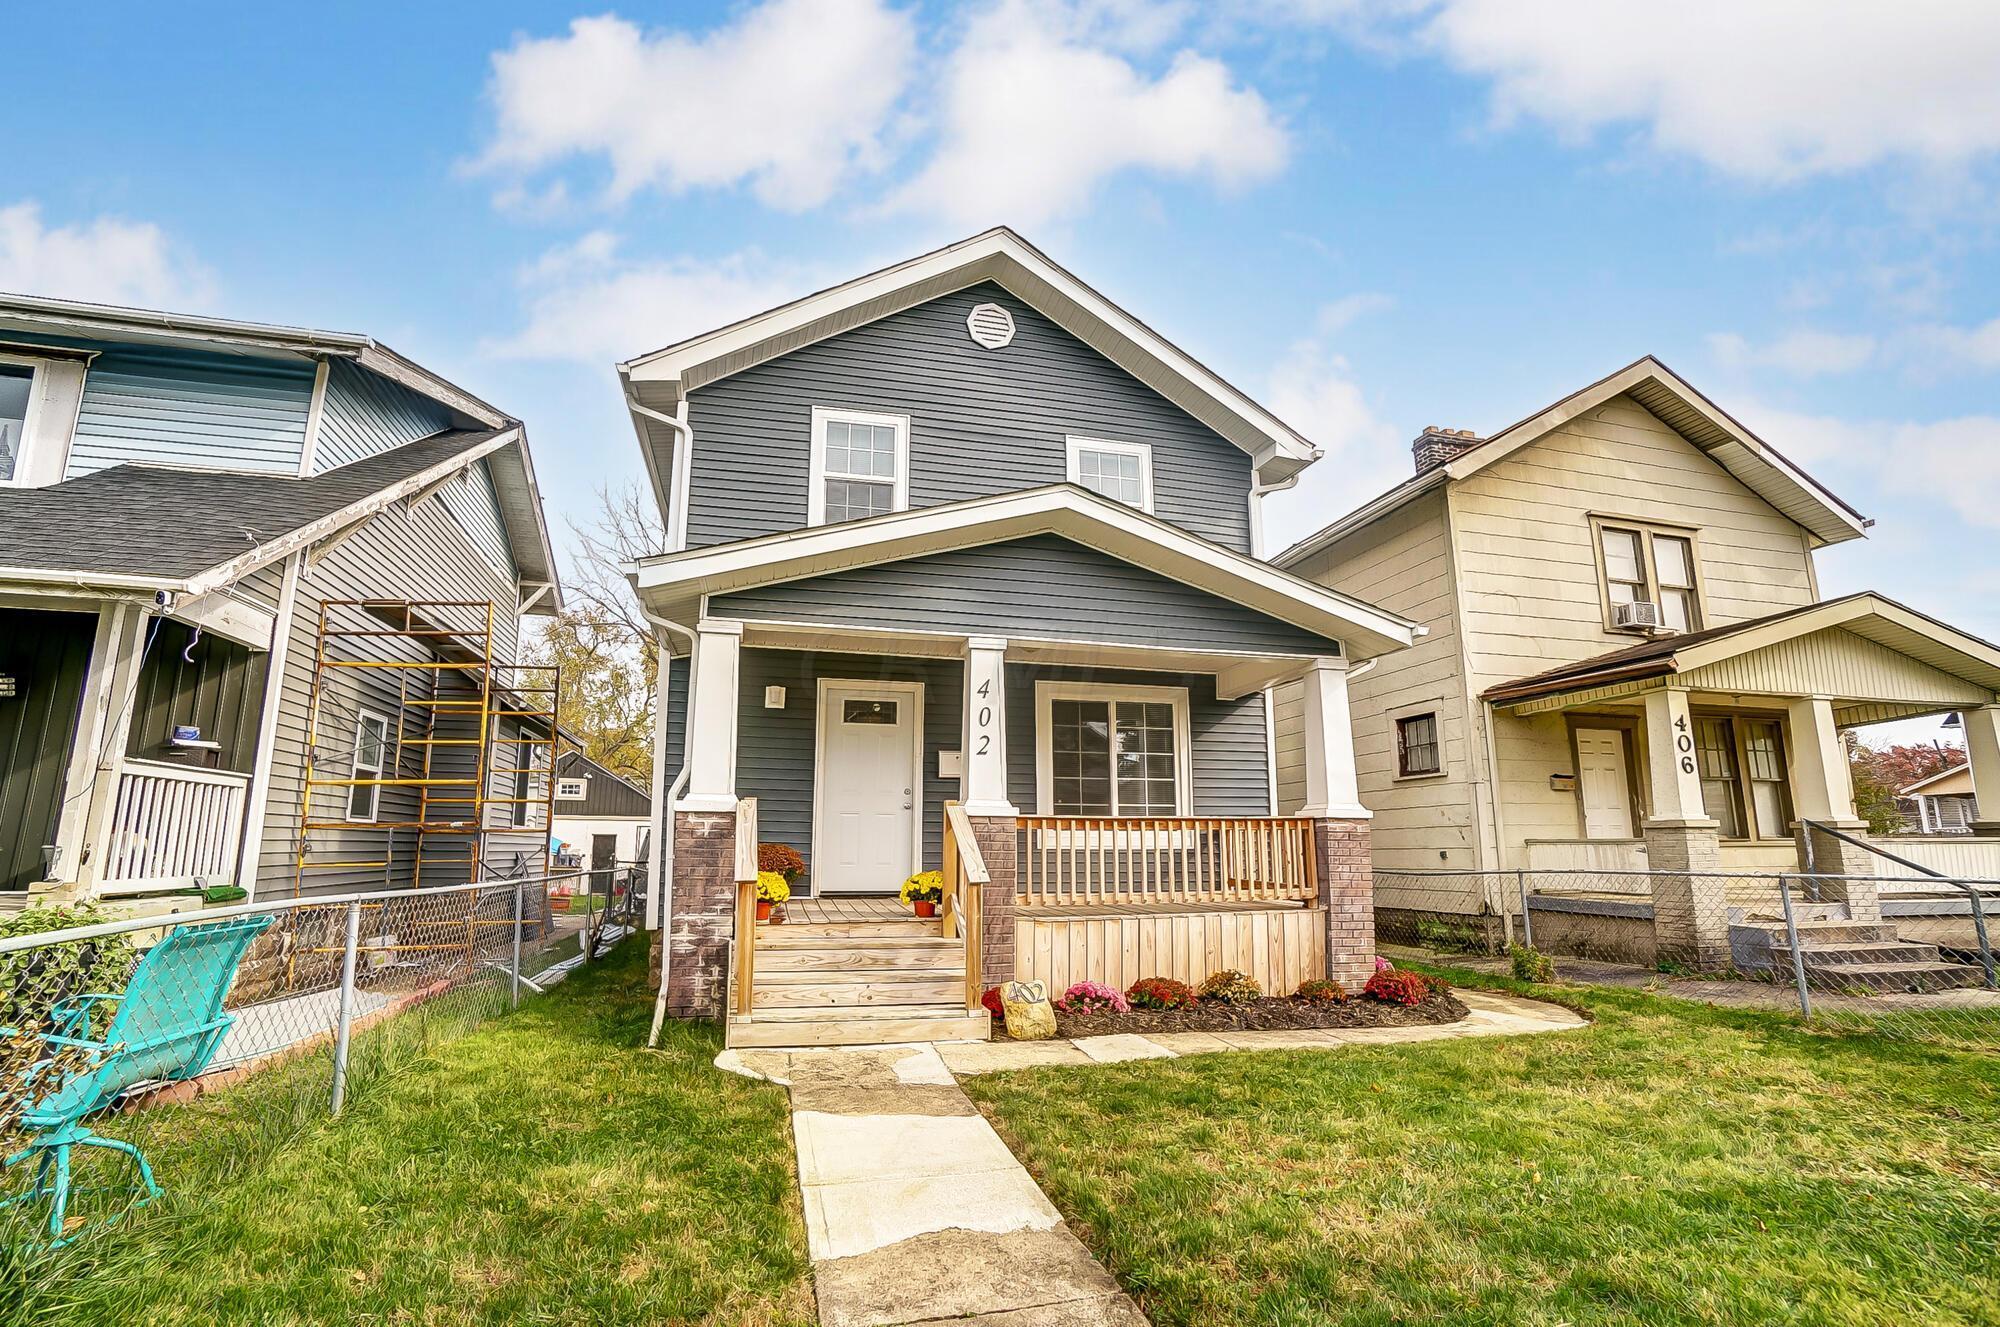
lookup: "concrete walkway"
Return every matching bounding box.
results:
[718,989,1583,1326]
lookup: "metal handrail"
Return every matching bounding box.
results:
[1800,819,1994,988]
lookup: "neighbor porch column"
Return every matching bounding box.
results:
[961,636,1019,990]
[72,605,153,898]
[1296,657,1374,989]
[1786,695,1880,921]
[1965,705,2000,835]
[661,617,743,1020]
[1639,686,1730,969]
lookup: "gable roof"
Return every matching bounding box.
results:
[1276,356,1871,570]
[632,483,1420,661]
[1480,592,2000,708]
[1900,763,1973,797]
[618,227,1322,514]
[553,751,652,819]
[0,427,559,606]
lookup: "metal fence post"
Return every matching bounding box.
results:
[331,899,362,1115]
[1777,874,1812,1021]
[1969,886,1997,990]
[1517,869,1534,950]
[510,874,526,1009]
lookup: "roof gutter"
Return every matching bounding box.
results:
[625,387,692,553]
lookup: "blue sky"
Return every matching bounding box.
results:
[10,2,2000,741]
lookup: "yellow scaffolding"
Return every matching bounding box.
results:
[292,598,563,969]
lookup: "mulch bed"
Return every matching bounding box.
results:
[1000,990,1469,1040]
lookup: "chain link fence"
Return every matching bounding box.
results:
[1375,866,2000,1050]
[0,867,632,1248]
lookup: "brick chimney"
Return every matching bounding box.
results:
[1412,426,1482,474]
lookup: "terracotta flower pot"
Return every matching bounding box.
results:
[913,899,937,918]
[756,900,773,921]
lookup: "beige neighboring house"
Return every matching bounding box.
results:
[1272,357,2000,960]
[1902,763,1979,834]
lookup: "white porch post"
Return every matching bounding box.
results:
[1639,686,1729,968]
[675,618,742,813]
[960,636,1017,817]
[1785,696,1861,825]
[1964,705,2000,834]
[1641,687,1709,825]
[1297,657,1368,819]
[74,605,153,895]
[235,552,304,899]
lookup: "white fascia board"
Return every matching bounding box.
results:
[634,486,1418,658]
[619,228,1317,478]
[182,428,523,599]
[354,345,508,429]
[1677,593,2000,680]
[0,292,371,359]
[170,590,276,650]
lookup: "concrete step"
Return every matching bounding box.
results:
[728,1006,989,1048]
[1776,941,1946,967]
[1738,920,1899,945]
[1799,960,1988,994]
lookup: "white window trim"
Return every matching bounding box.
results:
[1064,435,1155,513]
[347,711,390,824]
[0,352,48,489]
[556,777,588,800]
[511,765,534,829]
[1033,679,1192,816]
[807,406,911,527]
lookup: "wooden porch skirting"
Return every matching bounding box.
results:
[1014,900,1326,996]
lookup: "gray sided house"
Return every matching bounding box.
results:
[621,228,1419,1046]
[0,293,559,925]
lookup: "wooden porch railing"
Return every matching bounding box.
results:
[1015,816,1318,908]
[941,802,988,1013]
[102,760,252,893]
[731,796,759,1017]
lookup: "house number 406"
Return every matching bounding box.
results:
[1675,714,1695,775]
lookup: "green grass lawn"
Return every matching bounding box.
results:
[2,940,813,1327]
[963,970,2000,1327]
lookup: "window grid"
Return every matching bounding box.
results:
[1600,524,1702,632]
[1693,716,1744,839]
[1396,713,1441,777]
[1049,699,1180,816]
[820,417,899,525]
[1076,447,1145,506]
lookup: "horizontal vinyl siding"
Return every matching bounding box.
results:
[686,282,1255,551]
[66,346,314,476]
[713,533,1339,656]
[436,462,515,582]
[312,358,455,471]
[1003,663,1270,816]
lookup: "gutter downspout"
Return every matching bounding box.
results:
[644,606,697,1049]
[626,391,693,554]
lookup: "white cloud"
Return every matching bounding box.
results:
[1915,316,2000,371]
[487,232,816,363]
[1734,397,2000,532]
[1708,329,1876,378]
[478,0,918,211]
[885,0,1289,226]
[1263,338,1407,552]
[1406,0,2000,182]
[0,201,212,309]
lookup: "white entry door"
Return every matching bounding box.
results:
[1575,728,1636,839]
[814,681,922,894]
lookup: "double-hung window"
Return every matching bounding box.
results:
[809,407,908,526]
[1036,682,1190,817]
[1597,522,1702,632]
[1396,713,1441,777]
[1692,714,1792,841]
[1065,437,1153,511]
[511,766,534,828]
[347,712,390,822]
[0,360,38,485]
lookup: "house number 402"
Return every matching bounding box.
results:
[974,679,994,756]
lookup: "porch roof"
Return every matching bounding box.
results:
[630,484,1421,661]
[1481,592,2000,723]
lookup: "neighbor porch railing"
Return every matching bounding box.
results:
[731,797,760,1017]
[941,802,988,1013]
[1014,816,1318,908]
[101,760,253,892]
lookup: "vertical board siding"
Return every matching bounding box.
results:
[712,533,1339,656]
[65,346,315,476]
[312,358,455,471]
[1014,907,1326,995]
[0,609,96,891]
[1002,663,1271,816]
[686,282,1256,551]
[124,619,268,773]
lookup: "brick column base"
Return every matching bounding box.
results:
[1795,820,1883,922]
[1644,818,1731,971]
[1312,818,1373,990]
[651,809,737,1021]
[970,816,1018,991]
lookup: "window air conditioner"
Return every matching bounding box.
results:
[1613,601,1663,631]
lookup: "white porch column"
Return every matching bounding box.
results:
[1785,695,1860,824]
[960,636,1017,816]
[1297,657,1369,819]
[235,552,304,899]
[675,618,742,813]
[1964,705,2000,833]
[73,605,152,894]
[1641,687,1709,824]
[1640,686,1728,968]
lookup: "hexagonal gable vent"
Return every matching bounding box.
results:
[966,302,1016,349]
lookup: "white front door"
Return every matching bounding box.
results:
[1575,727,1636,839]
[814,681,922,894]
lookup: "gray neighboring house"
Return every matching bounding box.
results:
[0,292,560,920]
[620,228,1419,1043]
[551,749,652,871]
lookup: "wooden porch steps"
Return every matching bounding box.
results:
[727,910,989,1047]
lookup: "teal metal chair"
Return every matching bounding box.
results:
[2,913,274,1245]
